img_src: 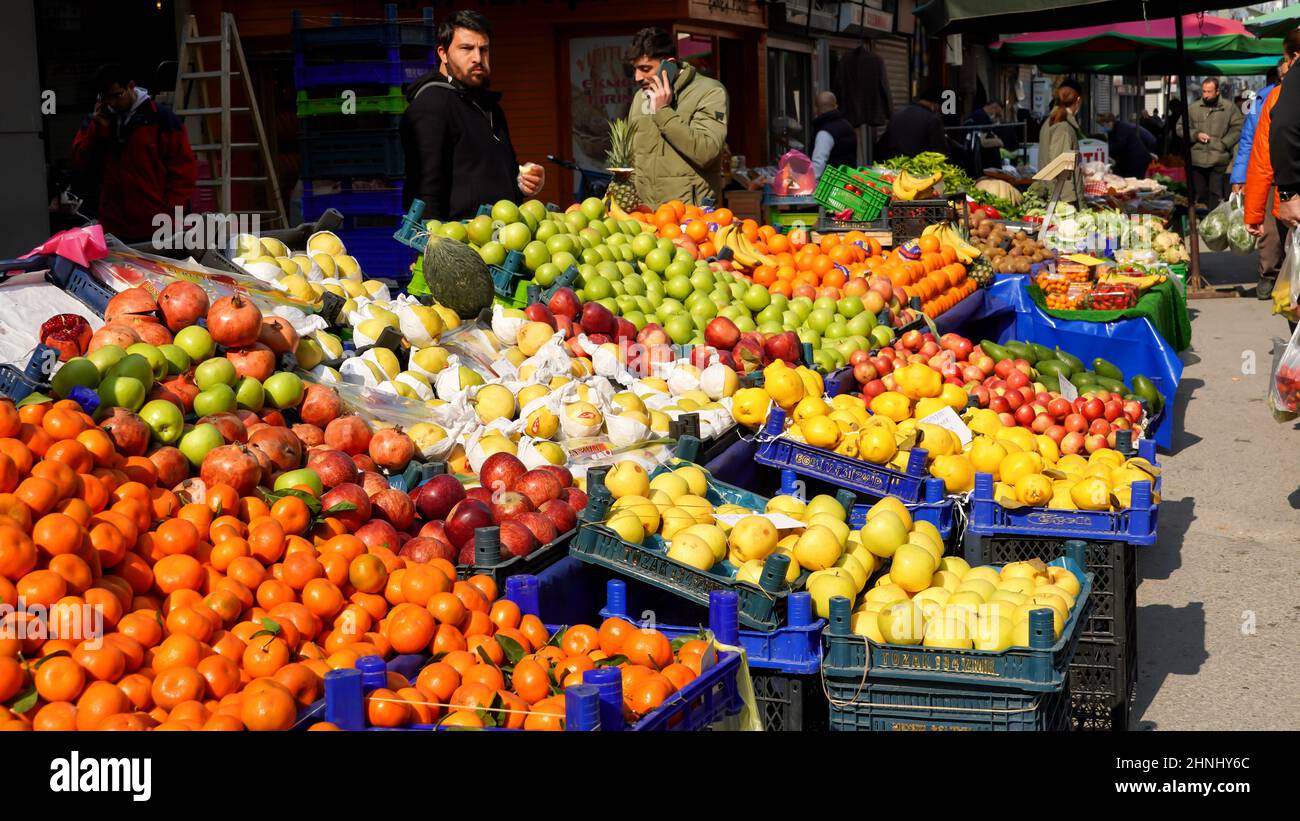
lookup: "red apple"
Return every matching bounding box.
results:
[962,365,984,382]
[540,498,578,535]
[524,303,555,328]
[998,412,1016,427]
[355,519,401,552]
[418,520,451,544]
[1084,434,1109,454]
[1113,417,1132,431]
[561,487,587,513]
[499,520,538,559]
[466,487,494,506]
[989,395,1011,414]
[1045,424,1067,444]
[1014,404,1036,426]
[444,499,494,549]
[1122,400,1144,423]
[862,379,887,400]
[400,536,456,564]
[849,350,871,367]
[361,471,390,497]
[1082,398,1105,421]
[1061,431,1086,455]
[539,465,573,489]
[547,287,580,320]
[412,475,466,522]
[1064,414,1088,434]
[479,452,527,496]
[1089,418,1112,437]
[704,317,740,350]
[1103,399,1123,422]
[514,469,562,508]
[853,363,877,385]
[1031,414,1053,434]
[307,449,358,489]
[1047,398,1072,419]
[491,490,535,523]
[900,330,922,351]
[371,488,415,531]
[974,355,995,376]
[994,359,1015,379]
[320,483,371,531]
[636,323,669,347]
[515,511,558,546]
[1005,391,1024,411]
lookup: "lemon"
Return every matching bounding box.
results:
[802,416,841,449]
[793,395,830,425]
[1015,473,1053,506]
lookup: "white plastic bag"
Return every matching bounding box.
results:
[1199,199,1231,251]
[1225,193,1256,256]
[1269,322,1300,422]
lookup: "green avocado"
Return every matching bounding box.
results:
[980,340,1013,363]
[1036,372,1061,393]
[1092,357,1124,382]
[1054,348,1085,373]
[1071,370,1098,385]
[1095,376,1128,394]
[1034,359,1074,379]
[1029,343,1056,362]
[1131,375,1163,413]
[1003,340,1037,363]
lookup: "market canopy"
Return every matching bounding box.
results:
[915,0,1239,35]
[1038,55,1281,77]
[991,15,1281,70]
[1243,5,1300,38]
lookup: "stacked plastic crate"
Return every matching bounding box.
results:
[292,4,436,284]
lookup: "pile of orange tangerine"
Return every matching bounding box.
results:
[0,396,698,731]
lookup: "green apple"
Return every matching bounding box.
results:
[86,345,128,377]
[782,310,801,328]
[174,326,215,362]
[275,468,324,496]
[758,321,783,335]
[756,305,783,326]
[579,197,606,221]
[533,262,561,287]
[98,376,146,411]
[157,344,191,376]
[179,423,224,468]
[616,295,638,315]
[437,221,468,243]
[499,222,532,252]
[690,301,718,322]
[466,215,495,246]
[814,350,839,372]
[688,269,713,292]
[520,199,547,224]
[139,398,185,444]
[797,328,821,347]
[807,308,834,333]
[51,358,101,398]
[846,312,877,337]
[735,315,757,333]
[635,296,654,314]
[742,284,771,312]
[837,296,865,318]
[195,358,237,390]
[545,234,575,256]
[770,294,789,312]
[523,240,551,272]
[106,354,154,392]
[193,384,237,416]
[563,211,589,234]
[823,323,846,341]
[534,221,559,244]
[491,200,520,224]
[126,343,167,380]
[645,248,673,274]
[871,325,896,348]
[623,311,647,330]
[234,377,265,411]
[597,298,618,315]
[630,232,657,259]
[813,297,837,314]
[665,315,694,345]
[264,372,304,409]
[622,275,645,297]
[834,339,860,361]
[551,251,577,272]
[477,241,508,267]
[665,275,693,301]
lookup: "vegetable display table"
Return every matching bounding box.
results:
[1026,277,1191,353]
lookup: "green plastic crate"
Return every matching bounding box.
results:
[296,86,406,117]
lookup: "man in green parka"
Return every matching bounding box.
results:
[626,28,729,209]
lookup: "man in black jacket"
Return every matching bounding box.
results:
[401,11,544,220]
[1098,113,1156,178]
[1271,67,1300,228]
[810,91,857,178]
[877,86,952,160]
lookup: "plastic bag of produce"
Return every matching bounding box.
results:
[1225,193,1256,255]
[1199,200,1230,251]
[1275,230,1300,321]
[1268,322,1300,421]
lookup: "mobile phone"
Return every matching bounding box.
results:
[658,59,679,87]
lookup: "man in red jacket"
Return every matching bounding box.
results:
[72,64,197,243]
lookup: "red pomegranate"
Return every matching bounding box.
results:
[248,426,302,473]
[125,316,173,347]
[368,428,415,472]
[148,446,190,488]
[352,454,378,473]
[247,446,275,487]
[291,423,324,447]
[298,384,342,428]
[226,343,276,382]
[104,288,158,324]
[39,314,93,362]
[399,536,456,565]
[207,294,263,347]
[198,412,248,444]
[199,444,263,496]
[325,416,372,455]
[157,281,210,332]
[159,372,201,413]
[257,316,299,355]
[100,407,150,457]
[370,488,415,531]
[88,322,140,353]
[360,471,390,497]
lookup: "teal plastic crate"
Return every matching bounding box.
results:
[823,561,1093,692]
[827,677,1072,731]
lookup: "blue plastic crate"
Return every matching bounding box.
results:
[827,677,1072,731]
[755,408,931,503]
[1,252,116,317]
[597,579,824,675]
[0,366,41,403]
[968,438,1159,545]
[303,181,404,220]
[569,463,807,631]
[294,58,433,90]
[300,130,404,179]
[823,559,1094,692]
[332,227,416,281]
[292,5,435,50]
[320,622,743,731]
[824,365,858,397]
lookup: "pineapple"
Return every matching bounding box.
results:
[971,257,995,288]
[605,118,638,212]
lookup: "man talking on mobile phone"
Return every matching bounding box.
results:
[401,10,544,220]
[626,28,728,209]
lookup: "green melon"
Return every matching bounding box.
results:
[423,236,494,318]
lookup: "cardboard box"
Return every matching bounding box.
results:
[725,189,764,223]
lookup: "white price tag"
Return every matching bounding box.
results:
[713,512,807,530]
[1059,374,1078,401]
[918,405,973,447]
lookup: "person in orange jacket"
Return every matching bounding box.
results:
[1245,32,1300,321]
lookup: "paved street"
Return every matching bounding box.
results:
[1134,252,1300,730]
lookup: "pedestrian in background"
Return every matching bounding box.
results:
[1035,79,1085,205]
[1232,62,1285,299]
[1177,77,1244,210]
[809,91,857,179]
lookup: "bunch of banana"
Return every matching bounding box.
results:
[715,223,778,269]
[607,199,634,220]
[922,222,981,264]
[892,170,943,201]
